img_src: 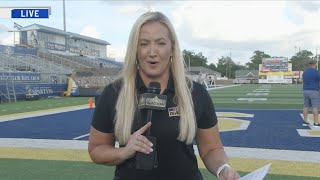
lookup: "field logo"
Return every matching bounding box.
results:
[297,114,320,137]
[217,112,254,132]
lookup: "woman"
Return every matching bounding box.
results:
[88,11,239,180]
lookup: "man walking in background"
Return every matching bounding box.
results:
[302,61,320,127]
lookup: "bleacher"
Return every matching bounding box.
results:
[0,53,72,74]
[73,67,120,87]
[38,50,91,71]
[68,67,120,96]
[51,53,123,69]
[0,42,123,101]
[96,57,123,68]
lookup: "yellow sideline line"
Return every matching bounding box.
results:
[197,157,320,177]
[0,147,319,177]
[0,104,89,119]
[0,147,91,162]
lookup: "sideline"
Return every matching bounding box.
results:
[206,84,240,91]
[0,104,94,122]
[0,140,319,177]
[1,138,319,163]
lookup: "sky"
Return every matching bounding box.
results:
[0,0,320,65]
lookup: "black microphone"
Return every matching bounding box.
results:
[138,82,167,111]
[136,82,167,170]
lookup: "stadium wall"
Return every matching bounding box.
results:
[0,83,67,100]
[0,45,37,56]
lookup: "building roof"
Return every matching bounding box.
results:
[19,24,111,45]
[235,70,259,78]
[188,66,221,75]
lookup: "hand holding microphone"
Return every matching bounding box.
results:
[123,122,154,159]
[135,82,167,170]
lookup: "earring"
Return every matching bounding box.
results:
[170,56,173,63]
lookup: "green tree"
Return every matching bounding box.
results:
[216,56,234,78]
[313,54,320,70]
[215,57,246,78]
[182,49,208,68]
[246,50,271,70]
[208,63,217,72]
[289,50,313,71]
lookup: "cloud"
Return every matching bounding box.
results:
[107,46,126,62]
[1,34,14,45]
[107,1,176,15]
[118,5,147,15]
[0,24,10,33]
[292,1,320,12]
[0,23,14,45]
[80,25,101,39]
[170,1,320,64]
[174,1,296,41]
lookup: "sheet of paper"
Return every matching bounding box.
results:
[240,163,271,180]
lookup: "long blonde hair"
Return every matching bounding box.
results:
[114,11,196,145]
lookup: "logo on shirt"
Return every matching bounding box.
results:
[168,106,180,117]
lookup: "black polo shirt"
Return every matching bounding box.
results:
[91,73,217,180]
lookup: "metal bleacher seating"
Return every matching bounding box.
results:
[0,53,72,74]
[48,53,123,69]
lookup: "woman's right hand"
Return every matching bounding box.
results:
[122,122,154,159]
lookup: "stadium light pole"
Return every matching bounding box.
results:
[63,0,66,32]
[229,51,232,79]
[188,55,191,71]
[316,49,318,70]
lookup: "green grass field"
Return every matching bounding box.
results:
[0,159,318,180]
[1,84,319,180]
[210,84,303,109]
[0,97,92,115]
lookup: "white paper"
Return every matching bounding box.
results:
[240,163,271,180]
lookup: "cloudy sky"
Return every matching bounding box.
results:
[0,0,320,65]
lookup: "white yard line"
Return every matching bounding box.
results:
[73,133,90,140]
[0,138,88,150]
[207,85,241,91]
[0,138,319,163]
[223,146,320,163]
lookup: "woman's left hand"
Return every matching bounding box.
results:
[218,166,240,180]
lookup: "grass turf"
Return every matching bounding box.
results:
[0,158,318,180]
[0,97,92,115]
[209,84,303,109]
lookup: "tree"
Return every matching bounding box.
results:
[289,50,313,71]
[208,63,217,72]
[214,56,246,78]
[182,49,244,78]
[246,50,271,70]
[216,56,235,78]
[182,49,208,68]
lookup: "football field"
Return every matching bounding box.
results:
[0,84,319,179]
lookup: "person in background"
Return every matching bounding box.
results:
[88,11,240,180]
[302,60,320,127]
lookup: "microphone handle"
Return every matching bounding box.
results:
[146,109,152,135]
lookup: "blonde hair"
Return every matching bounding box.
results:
[114,11,196,145]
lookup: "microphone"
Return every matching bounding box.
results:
[138,82,167,111]
[138,82,167,135]
[136,82,167,170]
